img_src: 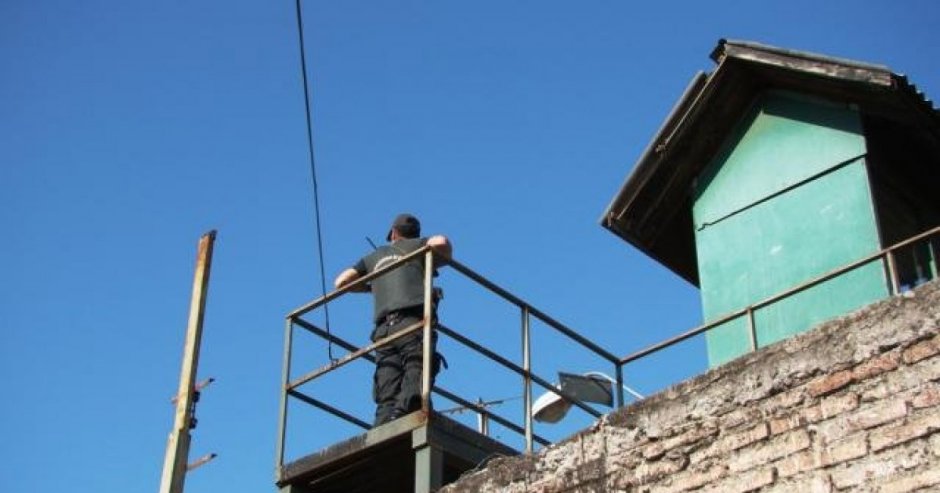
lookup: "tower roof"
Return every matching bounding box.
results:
[601,39,940,285]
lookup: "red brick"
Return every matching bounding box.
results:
[829,432,937,489]
[801,404,823,424]
[848,399,908,431]
[820,392,859,420]
[721,408,763,430]
[879,468,940,493]
[830,458,897,489]
[776,449,818,478]
[729,429,811,472]
[645,422,719,460]
[911,351,940,381]
[853,351,901,380]
[902,336,940,364]
[777,434,866,478]
[911,385,940,409]
[643,442,666,460]
[764,475,832,493]
[629,455,689,487]
[821,433,868,465]
[808,370,854,397]
[712,423,770,456]
[648,465,726,493]
[816,415,852,444]
[761,388,806,414]
[698,467,775,493]
[870,412,940,452]
[770,415,804,435]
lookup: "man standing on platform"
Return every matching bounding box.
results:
[334,213,452,426]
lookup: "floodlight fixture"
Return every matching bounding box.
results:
[532,371,644,424]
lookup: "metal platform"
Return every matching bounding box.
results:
[277,411,518,493]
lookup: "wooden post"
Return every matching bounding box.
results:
[159,231,217,493]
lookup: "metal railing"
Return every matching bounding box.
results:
[275,245,625,474]
[275,225,939,476]
[619,225,940,366]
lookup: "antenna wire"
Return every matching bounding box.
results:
[294,0,335,361]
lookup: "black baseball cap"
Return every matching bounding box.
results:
[386,213,421,241]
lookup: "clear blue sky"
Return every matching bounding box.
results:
[2,1,937,491]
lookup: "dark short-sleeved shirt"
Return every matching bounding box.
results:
[353,237,433,323]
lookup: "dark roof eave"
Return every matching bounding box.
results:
[714,39,894,76]
[600,71,709,231]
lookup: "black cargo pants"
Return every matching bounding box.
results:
[371,309,439,426]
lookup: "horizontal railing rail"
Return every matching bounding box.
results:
[292,317,376,364]
[437,323,605,419]
[287,318,552,444]
[286,245,433,320]
[287,320,424,390]
[287,389,372,430]
[446,257,622,365]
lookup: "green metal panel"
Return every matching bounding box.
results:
[695,92,866,224]
[693,92,889,367]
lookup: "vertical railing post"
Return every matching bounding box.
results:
[928,237,938,279]
[521,306,533,454]
[477,398,490,436]
[886,250,901,295]
[274,317,294,482]
[746,307,757,352]
[421,250,435,413]
[614,363,625,409]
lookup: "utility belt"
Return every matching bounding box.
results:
[378,306,428,327]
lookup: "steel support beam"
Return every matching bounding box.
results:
[413,427,444,493]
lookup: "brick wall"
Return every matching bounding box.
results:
[441,281,940,493]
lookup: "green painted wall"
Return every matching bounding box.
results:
[693,92,889,367]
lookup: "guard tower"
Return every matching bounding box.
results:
[276,248,626,492]
[603,40,940,366]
